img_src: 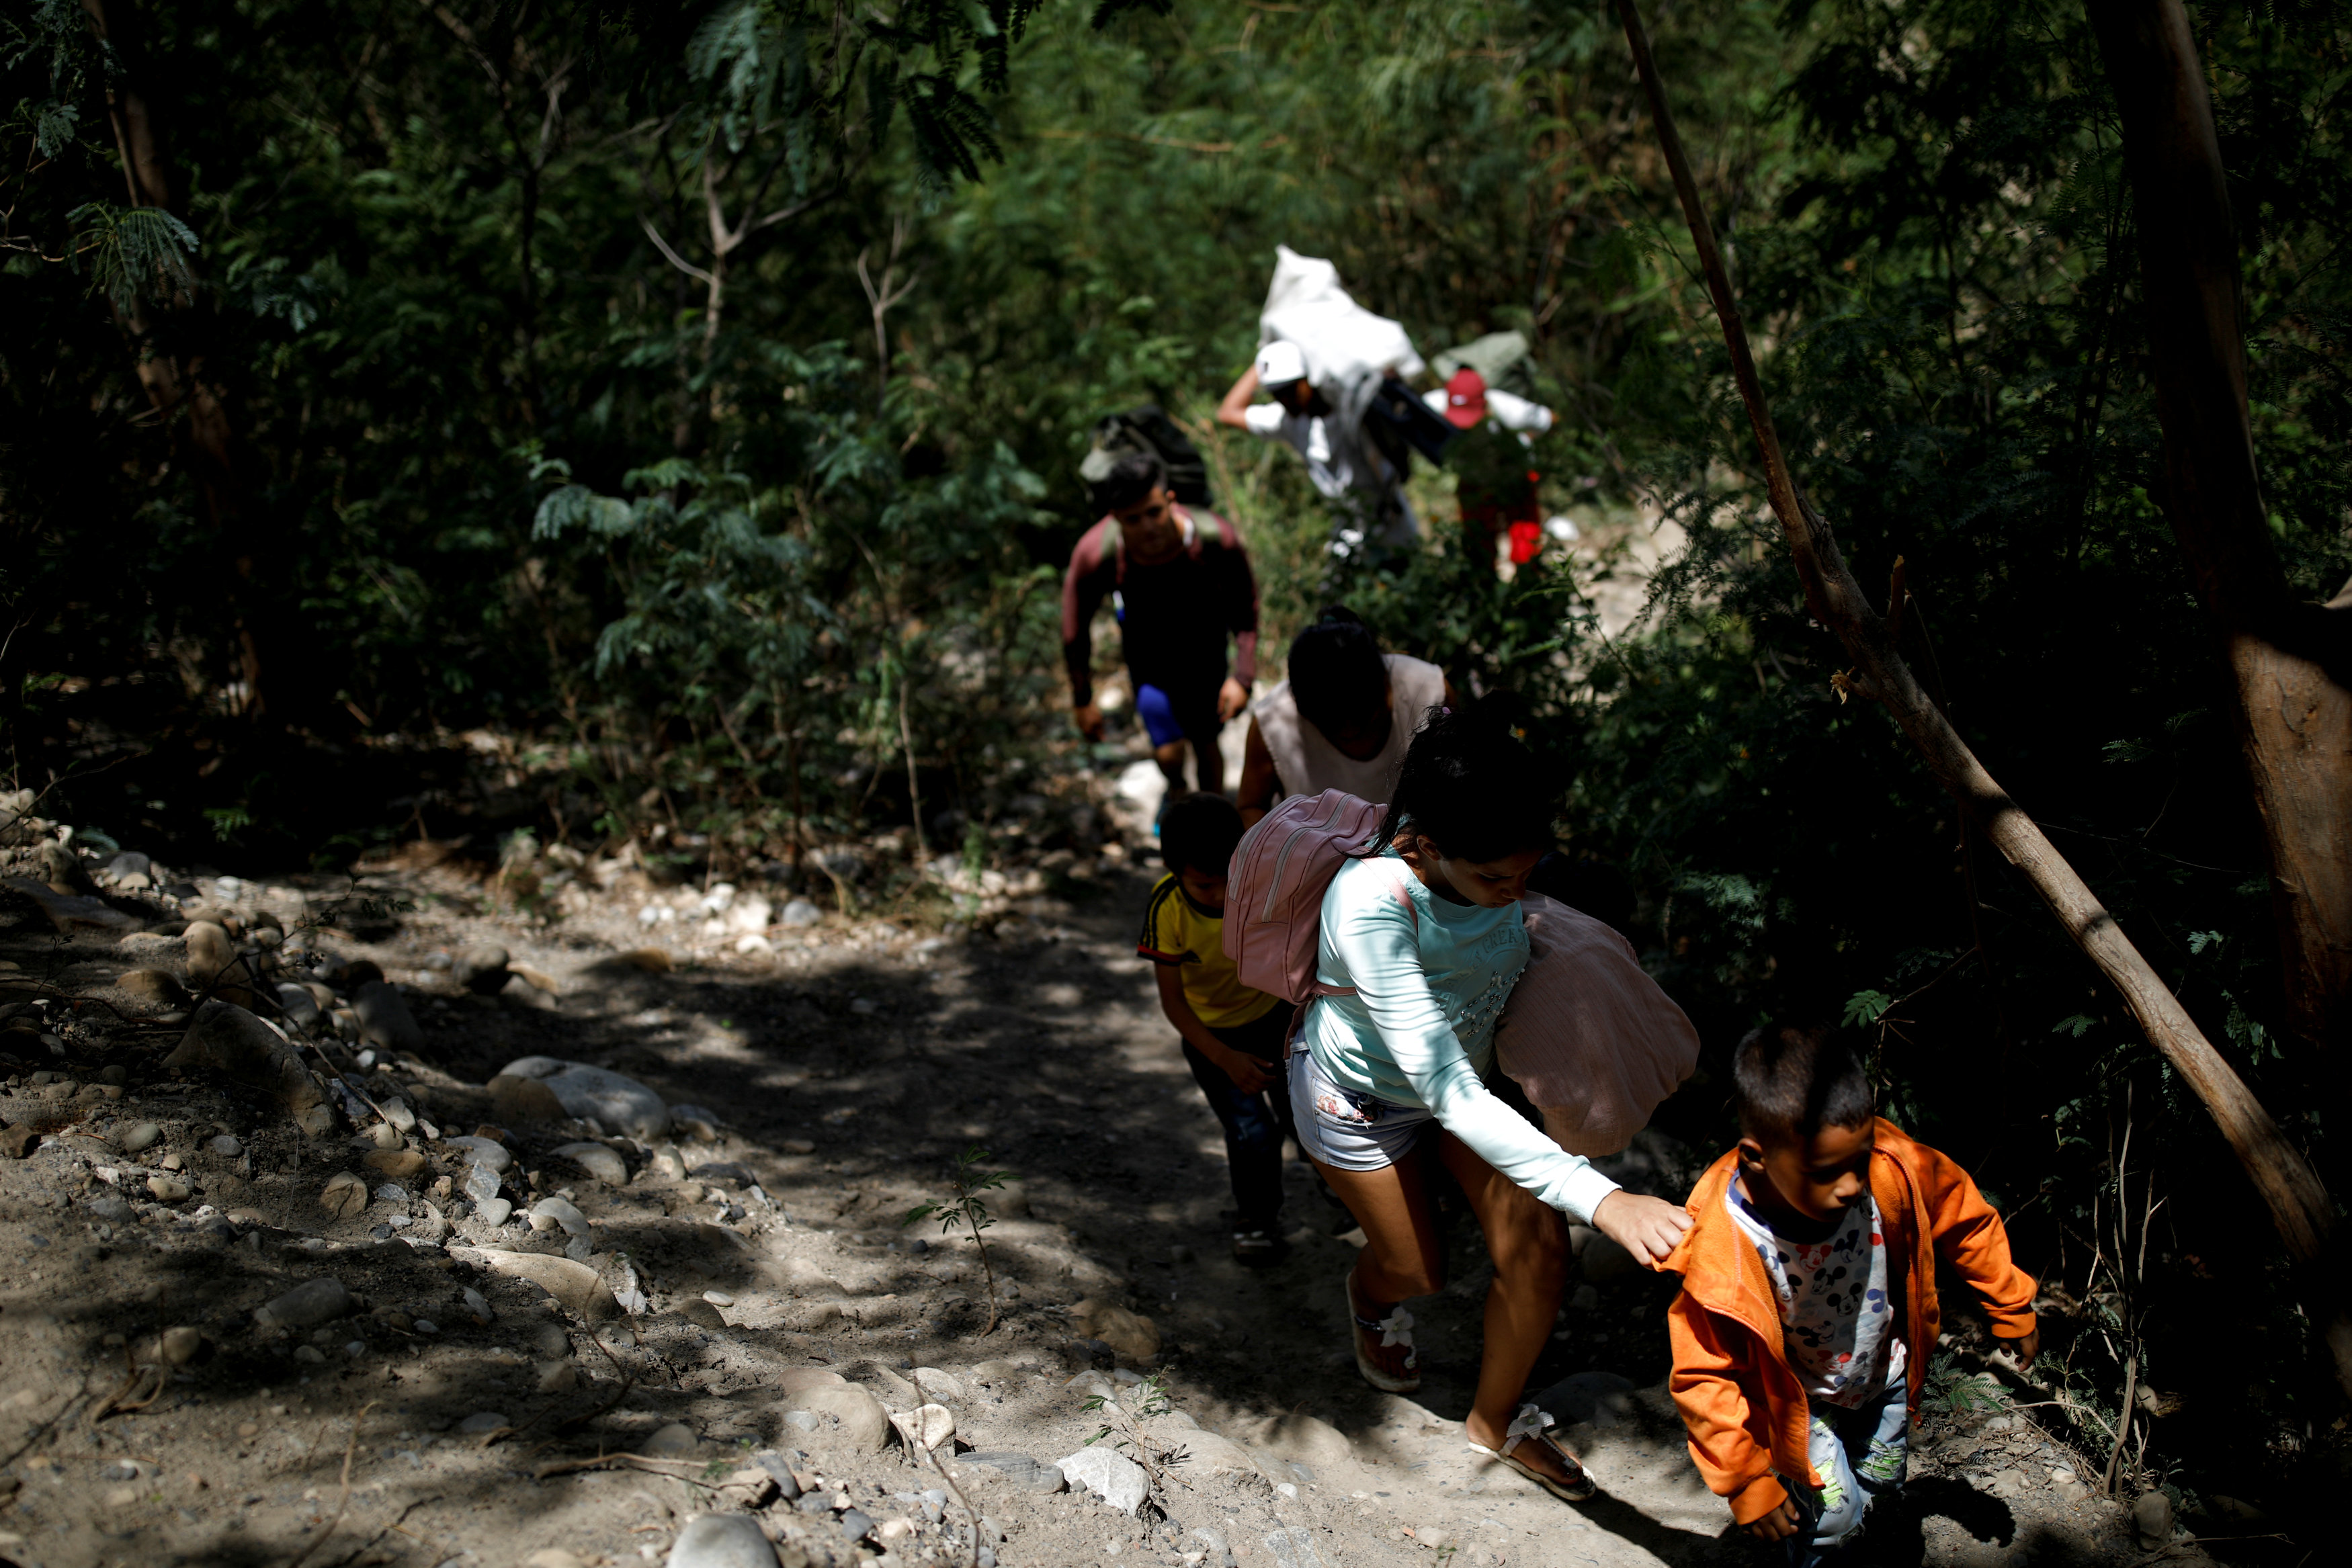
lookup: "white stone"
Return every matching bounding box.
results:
[1054,1446,1150,1514]
[444,1135,512,1172]
[665,1513,781,1568]
[497,1057,668,1139]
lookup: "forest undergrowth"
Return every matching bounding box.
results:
[6,0,2352,1555]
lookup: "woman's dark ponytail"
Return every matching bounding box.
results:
[1375,697,1556,863]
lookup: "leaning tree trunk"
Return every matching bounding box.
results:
[2082,0,2352,1068]
[1611,0,2352,1397]
[77,0,270,717]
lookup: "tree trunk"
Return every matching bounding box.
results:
[77,0,269,717]
[1612,0,2351,1396]
[2083,0,2352,1065]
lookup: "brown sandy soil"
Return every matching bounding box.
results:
[0,829,2188,1568]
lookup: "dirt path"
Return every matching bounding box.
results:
[0,840,2175,1568]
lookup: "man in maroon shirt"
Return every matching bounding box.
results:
[1062,452,1261,799]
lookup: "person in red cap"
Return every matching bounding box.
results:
[1425,368,1555,571]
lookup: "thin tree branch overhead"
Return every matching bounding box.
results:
[1611,0,2347,1393]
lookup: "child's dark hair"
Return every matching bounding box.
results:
[1376,699,1555,863]
[1161,791,1245,877]
[1732,1022,1876,1145]
[1288,607,1388,738]
[1095,450,1166,513]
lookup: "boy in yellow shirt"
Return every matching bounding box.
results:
[1139,792,1295,1265]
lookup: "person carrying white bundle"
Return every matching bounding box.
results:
[1214,247,1427,556]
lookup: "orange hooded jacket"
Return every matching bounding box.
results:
[1660,1118,2037,1524]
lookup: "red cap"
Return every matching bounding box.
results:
[1443,367,1488,429]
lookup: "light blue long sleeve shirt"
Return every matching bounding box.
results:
[1301,851,1621,1223]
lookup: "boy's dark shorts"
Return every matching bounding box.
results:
[1209,1006,1292,1063]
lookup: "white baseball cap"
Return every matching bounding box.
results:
[1255,340,1308,386]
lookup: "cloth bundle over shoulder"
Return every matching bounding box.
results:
[1495,891,1700,1156]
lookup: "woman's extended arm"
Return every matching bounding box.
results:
[1326,879,1620,1223]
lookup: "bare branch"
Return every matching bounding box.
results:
[638,216,716,286]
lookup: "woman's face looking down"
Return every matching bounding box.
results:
[1396,834,1542,908]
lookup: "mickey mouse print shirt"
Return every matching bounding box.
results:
[1726,1180,1908,1407]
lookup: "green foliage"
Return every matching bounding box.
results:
[6,0,2352,1503]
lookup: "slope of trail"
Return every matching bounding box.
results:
[0,838,2177,1568]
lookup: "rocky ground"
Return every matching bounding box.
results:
[0,810,2216,1568]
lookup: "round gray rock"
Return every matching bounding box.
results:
[664,1513,780,1568]
[551,1141,628,1185]
[497,1056,668,1139]
[255,1278,354,1330]
[351,980,425,1054]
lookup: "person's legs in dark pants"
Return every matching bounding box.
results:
[1181,1039,1286,1227]
[1180,1009,1294,1260]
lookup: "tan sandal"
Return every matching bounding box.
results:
[1467,1403,1596,1502]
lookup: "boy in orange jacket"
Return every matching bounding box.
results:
[1661,1024,2038,1561]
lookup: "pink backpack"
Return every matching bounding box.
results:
[1222,789,1415,1005]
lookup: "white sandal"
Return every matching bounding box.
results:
[1346,1274,1421,1393]
[1467,1403,1595,1502]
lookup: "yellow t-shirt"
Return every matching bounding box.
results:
[1137,874,1282,1029]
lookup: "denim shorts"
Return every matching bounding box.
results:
[1288,1049,1439,1171]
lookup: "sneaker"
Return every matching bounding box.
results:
[1232,1229,1289,1268]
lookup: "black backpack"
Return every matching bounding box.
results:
[1081,405,1213,511]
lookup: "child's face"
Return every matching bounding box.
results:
[1179,866,1228,914]
[1738,1119,1875,1225]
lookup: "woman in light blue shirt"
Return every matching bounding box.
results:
[1290,705,1692,1504]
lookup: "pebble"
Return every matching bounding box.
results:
[363,1149,425,1179]
[413,1319,439,1334]
[256,1277,354,1330]
[320,1171,370,1219]
[457,1411,509,1436]
[780,899,823,928]
[147,1174,191,1202]
[351,980,425,1054]
[208,1134,243,1158]
[117,968,189,1007]
[784,1384,891,1452]
[160,1326,202,1364]
[462,1287,493,1324]
[495,1056,669,1140]
[119,1121,162,1154]
[160,1151,184,1172]
[665,1512,784,1568]
[838,1509,875,1542]
[640,1422,702,1456]
[1054,1446,1150,1514]
[476,1197,514,1225]
[380,1096,417,1133]
[274,982,321,1027]
[528,1196,590,1237]
[551,1140,628,1185]
[88,1196,133,1223]
[443,1135,513,1172]
[912,1367,966,1403]
[462,1247,620,1319]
